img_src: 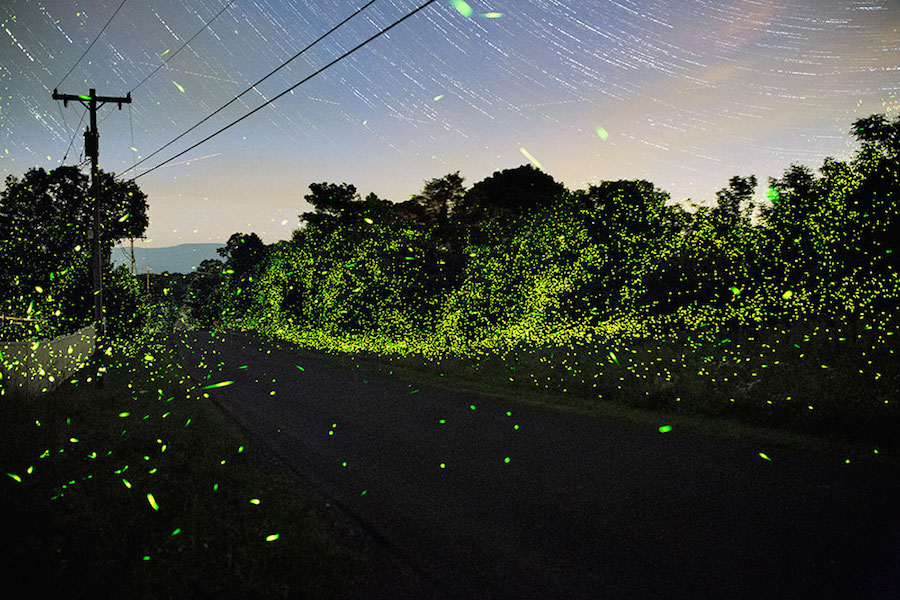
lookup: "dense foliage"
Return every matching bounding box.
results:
[190,115,899,362]
[0,166,150,342]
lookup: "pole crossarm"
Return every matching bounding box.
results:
[53,89,131,109]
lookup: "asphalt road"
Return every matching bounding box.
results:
[176,331,900,599]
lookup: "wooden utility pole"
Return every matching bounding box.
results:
[52,88,131,343]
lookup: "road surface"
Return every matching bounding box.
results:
[177,331,900,599]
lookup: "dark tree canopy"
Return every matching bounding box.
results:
[0,166,148,252]
[217,232,266,278]
[852,114,900,159]
[0,165,149,293]
[713,174,757,231]
[582,179,670,236]
[414,171,466,228]
[454,164,566,224]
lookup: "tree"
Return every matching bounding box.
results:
[217,232,266,278]
[580,179,670,238]
[0,166,148,263]
[454,164,566,226]
[713,174,757,232]
[851,114,900,162]
[0,165,149,324]
[415,172,466,228]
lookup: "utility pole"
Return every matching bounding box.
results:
[52,88,131,345]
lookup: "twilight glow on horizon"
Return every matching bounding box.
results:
[0,0,897,247]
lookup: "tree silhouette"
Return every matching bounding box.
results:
[454,164,566,226]
[0,166,149,321]
[713,174,757,232]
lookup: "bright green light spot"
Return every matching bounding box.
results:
[266,533,279,541]
[171,528,181,536]
[504,457,510,463]
[118,213,129,222]
[759,452,771,461]
[481,12,504,18]
[767,186,780,203]
[160,48,170,57]
[658,425,672,433]
[142,555,150,561]
[469,404,476,410]
[296,366,304,371]
[439,419,446,424]
[596,126,609,140]
[519,147,543,170]
[730,286,741,295]
[201,381,234,389]
[78,94,91,100]
[782,290,793,300]
[172,81,185,93]
[364,217,374,224]
[451,0,474,17]
[433,94,444,101]
[361,489,367,496]
[123,479,131,488]
[7,473,21,482]
[147,493,159,510]
[250,498,260,504]
[118,412,129,417]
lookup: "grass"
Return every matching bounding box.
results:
[243,313,900,468]
[0,334,365,599]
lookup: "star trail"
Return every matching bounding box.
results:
[0,0,897,246]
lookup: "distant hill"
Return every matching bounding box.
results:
[111,243,224,274]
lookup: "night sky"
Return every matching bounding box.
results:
[1,0,897,247]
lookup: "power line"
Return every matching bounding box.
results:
[61,107,88,164]
[128,0,238,95]
[121,0,381,179]
[56,100,70,144]
[57,0,130,89]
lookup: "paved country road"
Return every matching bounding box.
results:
[176,331,900,599]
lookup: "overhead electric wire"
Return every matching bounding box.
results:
[56,100,70,143]
[61,107,88,164]
[122,0,381,178]
[57,0,130,89]
[128,0,238,95]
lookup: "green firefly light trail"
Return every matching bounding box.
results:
[201,381,234,389]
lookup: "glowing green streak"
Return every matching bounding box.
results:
[201,381,234,389]
[172,80,185,93]
[266,533,279,541]
[519,147,543,170]
[147,492,159,510]
[759,452,771,461]
[7,473,21,482]
[658,425,672,433]
[451,0,473,17]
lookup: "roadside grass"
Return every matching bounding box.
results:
[0,335,364,599]
[245,313,899,466]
